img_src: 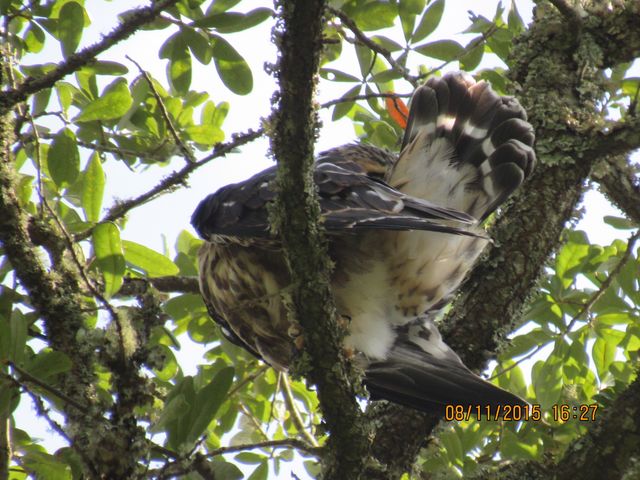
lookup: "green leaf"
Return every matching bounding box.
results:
[184,367,235,446]
[56,82,75,113]
[32,88,52,116]
[398,0,422,41]
[122,240,179,277]
[332,85,361,121]
[320,68,360,82]
[0,379,19,416]
[58,1,84,58]
[486,35,511,61]
[564,335,589,381]
[460,39,485,71]
[503,328,552,357]
[352,2,396,31]
[371,38,403,57]
[82,153,105,223]
[166,33,192,95]
[206,0,242,15]
[0,311,27,366]
[245,461,267,480]
[411,0,445,43]
[195,7,273,32]
[150,391,189,436]
[414,40,464,61]
[23,451,72,480]
[501,429,539,460]
[209,460,243,480]
[592,336,617,382]
[25,350,72,381]
[532,351,563,409]
[183,124,225,145]
[92,223,125,298]
[84,61,129,76]
[603,215,637,230]
[76,78,133,122]
[212,35,252,95]
[48,128,80,188]
[25,21,45,53]
[201,101,229,128]
[355,43,373,78]
[181,26,212,65]
[507,0,525,34]
[555,233,590,288]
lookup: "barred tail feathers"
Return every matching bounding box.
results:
[392,72,536,221]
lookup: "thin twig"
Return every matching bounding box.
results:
[239,402,270,441]
[205,438,321,458]
[565,228,640,333]
[491,229,640,380]
[127,55,197,164]
[227,364,270,398]
[21,132,168,163]
[327,6,418,86]
[73,127,264,242]
[0,0,181,112]
[281,374,319,447]
[320,91,411,109]
[39,197,128,366]
[6,362,89,414]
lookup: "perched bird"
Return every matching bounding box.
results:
[192,72,536,413]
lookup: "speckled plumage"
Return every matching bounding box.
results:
[192,72,536,412]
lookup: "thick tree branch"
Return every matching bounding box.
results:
[0,0,180,113]
[367,3,627,474]
[592,154,640,226]
[0,110,105,475]
[472,375,640,480]
[269,1,371,479]
[589,0,640,68]
[554,375,640,480]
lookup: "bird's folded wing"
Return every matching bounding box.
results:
[191,154,482,241]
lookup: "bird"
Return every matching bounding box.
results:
[191,72,536,413]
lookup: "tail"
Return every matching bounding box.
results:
[364,317,527,414]
[390,72,536,221]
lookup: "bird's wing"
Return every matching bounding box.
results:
[191,147,482,242]
[363,317,528,413]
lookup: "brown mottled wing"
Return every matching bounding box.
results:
[191,145,479,243]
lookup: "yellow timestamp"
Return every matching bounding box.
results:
[444,404,599,422]
[552,404,598,422]
[444,404,541,421]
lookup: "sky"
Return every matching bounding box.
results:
[15,0,634,478]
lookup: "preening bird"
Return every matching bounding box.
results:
[192,72,536,413]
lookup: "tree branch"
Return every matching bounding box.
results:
[118,275,200,296]
[554,375,640,480]
[127,55,197,164]
[269,2,372,479]
[592,154,640,226]
[327,6,418,86]
[367,3,619,474]
[74,127,263,241]
[0,0,180,113]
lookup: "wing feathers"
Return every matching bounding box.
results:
[191,150,481,242]
[364,317,528,413]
